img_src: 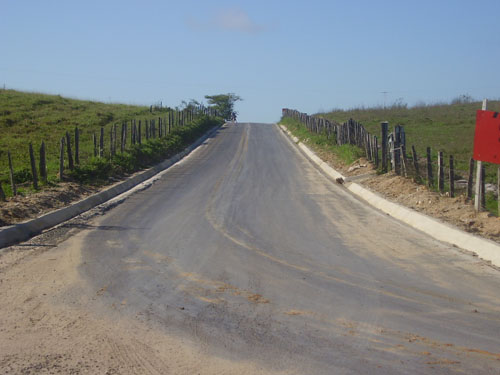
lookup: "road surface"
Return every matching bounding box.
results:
[1,122,500,374]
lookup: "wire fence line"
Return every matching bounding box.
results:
[282,108,380,167]
[0,106,220,199]
[281,108,496,213]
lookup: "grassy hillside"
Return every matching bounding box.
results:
[0,90,155,183]
[317,100,500,183]
[0,89,218,195]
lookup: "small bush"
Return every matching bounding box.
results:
[69,158,112,183]
[334,144,364,165]
[3,117,15,127]
[13,168,32,184]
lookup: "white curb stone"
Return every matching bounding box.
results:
[0,124,223,249]
[279,124,500,267]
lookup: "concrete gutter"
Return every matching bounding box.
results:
[0,124,223,249]
[279,124,500,267]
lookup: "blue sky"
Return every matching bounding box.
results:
[1,0,500,122]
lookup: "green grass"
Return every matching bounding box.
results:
[485,193,499,216]
[279,117,364,165]
[282,99,500,215]
[317,100,500,183]
[68,116,222,184]
[0,89,221,195]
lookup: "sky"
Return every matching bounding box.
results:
[1,0,500,122]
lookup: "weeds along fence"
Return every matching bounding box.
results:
[282,108,380,167]
[0,106,220,199]
[282,108,497,214]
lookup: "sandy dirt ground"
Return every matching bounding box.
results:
[1,124,499,374]
[314,148,500,243]
[0,182,99,227]
[0,222,286,375]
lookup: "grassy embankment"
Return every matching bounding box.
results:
[280,100,500,215]
[0,89,222,195]
[279,117,365,165]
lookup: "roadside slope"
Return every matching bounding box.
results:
[279,123,500,267]
[1,123,499,374]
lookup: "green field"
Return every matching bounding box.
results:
[317,100,500,184]
[281,99,500,215]
[0,89,220,195]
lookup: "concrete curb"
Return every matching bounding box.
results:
[279,124,500,267]
[0,124,223,249]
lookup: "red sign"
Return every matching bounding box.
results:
[473,110,500,164]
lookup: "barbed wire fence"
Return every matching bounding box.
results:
[0,106,220,198]
[281,107,497,214]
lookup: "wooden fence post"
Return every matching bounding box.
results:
[449,155,454,198]
[475,99,488,211]
[130,121,134,145]
[110,126,114,157]
[121,123,125,152]
[426,147,433,187]
[394,125,401,175]
[467,158,474,199]
[29,143,38,190]
[66,132,74,170]
[132,120,136,145]
[390,135,395,172]
[75,127,80,164]
[364,132,371,160]
[8,150,16,196]
[59,137,65,181]
[99,127,104,158]
[134,120,139,145]
[374,136,379,168]
[138,120,142,144]
[401,126,406,159]
[381,121,388,172]
[113,124,117,154]
[347,119,351,144]
[401,149,409,178]
[411,146,419,179]
[39,141,47,183]
[93,133,97,157]
[438,151,444,193]
[371,135,376,161]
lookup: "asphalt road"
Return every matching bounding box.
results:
[77,122,500,374]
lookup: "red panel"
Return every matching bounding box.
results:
[473,110,500,164]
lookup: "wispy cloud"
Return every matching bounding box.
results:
[187,8,267,34]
